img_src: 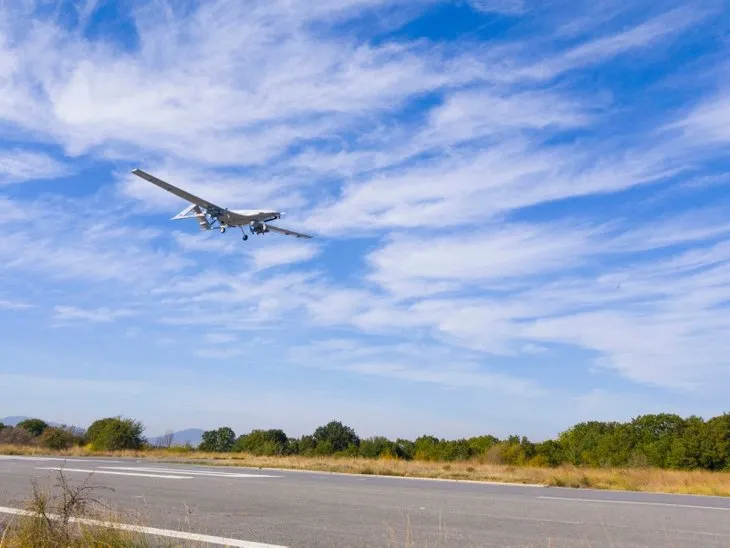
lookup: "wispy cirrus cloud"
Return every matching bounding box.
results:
[289,339,543,396]
[0,0,728,437]
[53,305,135,323]
[468,0,527,15]
[0,149,69,185]
[251,242,321,270]
[0,299,35,311]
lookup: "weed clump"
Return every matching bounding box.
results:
[0,470,149,547]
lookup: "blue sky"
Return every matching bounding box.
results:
[1,0,729,441]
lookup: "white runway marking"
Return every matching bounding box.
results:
[37,467,193,479]
[539,496,730,511]
[102,466,281,478]
[0,506,287,547]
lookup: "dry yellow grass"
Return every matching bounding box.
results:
[2,444,730,497]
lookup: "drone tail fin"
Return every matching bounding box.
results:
[171,204,211,231]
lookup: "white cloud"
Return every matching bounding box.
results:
[469,0,526,14]
[0,195,190,283]
[674,92,730,145]
[514,6,713,81]
[195,347,247,359]
[0,373,150,396]
[204,332,239,345]
[302,140,683,235]
[289,339,543,396]
[173,231,240,255]
[0,299,34,310]
[0,0,475,166]
[53,305,135,323]
[251,242,320,270]
[367,222,596,290]
[0,149,69,185]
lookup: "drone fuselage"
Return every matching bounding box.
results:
[229,209,280,223]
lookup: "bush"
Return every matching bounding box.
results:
[40,427,77,450]
[234,429,289,455]
[17,418,49,437]
[85,417,146,451]
[290,435,316,455]
[359,436,399,459]
[0,426,36,445]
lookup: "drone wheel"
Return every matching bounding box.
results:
[242,234,248,241]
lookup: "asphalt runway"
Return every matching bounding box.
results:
[1,456,729,547]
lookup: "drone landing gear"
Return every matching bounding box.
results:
[240,227,248,241]
[220,227,226,234]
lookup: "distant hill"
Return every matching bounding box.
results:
[148,428,204,448]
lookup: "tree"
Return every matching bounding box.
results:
[199,427,236,452]
[395,438,415,460]
[290,435,316,455]
[629,414,687,468]
[468,435,499,456]
[17,418,49,437]
[156,431,175,448]
[699,414,730,471]
[413,435,441,460]
[85,417,146,451]
[312,421,360,454]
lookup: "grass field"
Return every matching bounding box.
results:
[2,444,730,497]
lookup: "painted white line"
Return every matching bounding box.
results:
[37,467,193,480]
[539,496,730,511]
[102,466,281,478]
[0,506,286,547]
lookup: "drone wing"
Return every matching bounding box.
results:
[131,169,223,211]
[266,224,313,239]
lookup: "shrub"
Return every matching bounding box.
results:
[359,436,398,459]
[2,470,149,547]
[0,426,36,445]
[40,427,76,450]
[234,429,290,455]
[290,435,316,455]
[85,417,146,451]
[413,435,441,461]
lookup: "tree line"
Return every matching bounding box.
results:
[0,417,143,451]
[2,413,728,471]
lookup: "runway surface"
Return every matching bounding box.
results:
[1,456,729,547]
